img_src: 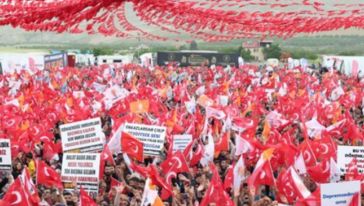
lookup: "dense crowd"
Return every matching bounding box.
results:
[0,62,364,206]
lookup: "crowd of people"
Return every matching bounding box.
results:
[0,62,364,206]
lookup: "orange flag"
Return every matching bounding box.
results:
[197,95,214,108]
[262,120,271,142]
[130,100,149,114]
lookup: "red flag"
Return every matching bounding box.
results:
[111,177,123,189]
[190,142,204,166]
[276,168,297,204]
[20,168,40,205]
[101,145,115,165]
[295,188,321,206]
[289,167,312,200]
[80,188,98,206]
[0,200,8,206]
[149,165,173,200]
[42,141,58,161]
[247,149,275,193]
[349,192,360,206]
[183,139,194,160]
[99,144,116,179]
[312,135,336,161]
[345,158,362,181]
[121,132,144,162]
[344,111,364,142]
[37,160,63,189]
[215,131,229,153]
[307,159,330,183]
[129,160,150,178]
[224,165,234,190]
[160,150,189,174]
[299,139,317,167]
[2,178,30,206]
[200,163,234,206]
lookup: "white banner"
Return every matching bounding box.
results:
[0,54,44,75]
[0,139,11,172]
[320,181,360,206]
[337,146,364,174]
[123,123,166,156]
[61,153,100,198]
[60,118,105,153]
[173,135,192,152]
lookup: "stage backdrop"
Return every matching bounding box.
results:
[157,51,239,67]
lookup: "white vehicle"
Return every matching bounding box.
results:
[0,53,46,74]
[267,58,279,67]
[96,55,133,65]
[139,52,155,68]
[322,55,364,77]
[76,54,95,66]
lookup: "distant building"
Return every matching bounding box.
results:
[242,40,273,61]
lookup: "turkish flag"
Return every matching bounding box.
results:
[111,177,123,189]
[200,163,234,206]
[190,142,204,166]
[129,160,150,178]
[299,139,317,167]
[2,178,30,206]
[149,165,173,200]
[215,131,229,153]
[276,168,297,204]
[307,160,330,183]
[160,150,189,174]
[80,188,98,206]
[101,144,115,164]
[224,165,233,190]
[20,168,41,205]
[312,136,336,161]
[247,149,275,192]
[289,167,312,200]
[42,141,58,161]
[37,160,63,189]
[100,144,116,178]
[121,132,144,162]
[349,192,360,206]
[247,159,275,190]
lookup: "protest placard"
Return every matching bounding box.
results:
[60,118,105,153]
[173,135,192,152]
[337,146,364,174]
[123,123,166,156]
[61,153,100,198]
[0,139,11,172]
[320,181,360,206]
